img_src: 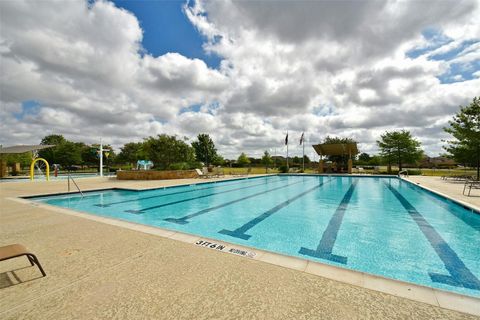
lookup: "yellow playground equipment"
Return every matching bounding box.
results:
[30,158,50,181]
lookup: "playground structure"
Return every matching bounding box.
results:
[0,145,54,180]
[137,160,153,170]
[30,157,50,181]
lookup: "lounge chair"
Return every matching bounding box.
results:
[195,168,212,179]
[463,179,480,196]
[0,244,46,277]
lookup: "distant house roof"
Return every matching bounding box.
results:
[312,143,359,156]
[0,145,55,154]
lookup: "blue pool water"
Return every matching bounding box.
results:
[31,175,480,297]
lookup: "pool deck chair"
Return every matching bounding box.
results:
[0,244,46,277]
[195,168,206,178]
[463,179,480,196]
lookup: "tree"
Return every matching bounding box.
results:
[377,130,423,171]
[143,134,195,170]
[212,154,225,166]
[55,141,83,167]
[358,152,371,163]
[79,143,114,167]
[38,134,83,167]
[237,152,251,167]
[1,152,32,167]
[261,151,273,173]
[444,97,480,180]
[38,134,67,164]
[191,134,218,166]
[117,142,146,165]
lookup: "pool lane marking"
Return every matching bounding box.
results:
[164,178,307,224]
[95,176,280,207]
[298,179,358,264]
[386,183,480,291]
[403,182,480,232]
[218,178,334,240]
[124,177,286,214]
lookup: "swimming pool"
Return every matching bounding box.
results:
[30,175,480,297]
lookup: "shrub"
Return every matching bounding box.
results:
[407,169,422,175]
[168,162,189,170]
[278,165,289,173]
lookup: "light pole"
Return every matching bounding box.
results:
[99,139,103,177]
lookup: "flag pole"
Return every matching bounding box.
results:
[286,143,289,170]
[274,148,276,169]
[286,131,289,170]
[302,140,305,172]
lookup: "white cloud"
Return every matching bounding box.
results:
[1,0,479,159]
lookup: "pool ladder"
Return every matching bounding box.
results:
[398,170,409,178]
[67,174,84,197]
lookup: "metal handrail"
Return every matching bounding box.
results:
[398,170,409,178]
[67,173,84,197]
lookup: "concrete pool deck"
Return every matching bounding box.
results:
[1,175,479,319]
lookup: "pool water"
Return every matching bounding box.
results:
[32,175,480,297]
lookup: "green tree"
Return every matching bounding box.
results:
[358,152,371,163]
[444,97,480,179]
[261,150,273,172]
[1,152,32,167]
[237,152,251,167]
[191,134,218,166]
[377,130,423,171]
[117,142,146,165]
[143,134,195,169]
[38,134,67,164]
[55,141,83,167]
[368,155,382,166]
[79,143,114,167]
[38,134,83,167]
[212,154,225,166]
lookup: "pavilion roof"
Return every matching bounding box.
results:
[312,143,358,156]
[0,145,55,154]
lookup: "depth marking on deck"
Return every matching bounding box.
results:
[218,178,333,240]
[298,179,358,264]
[164,178,306,224]
[386,183,480,290]
[96,176,281,207]
[194,239,256,258]
[124,178,283,214]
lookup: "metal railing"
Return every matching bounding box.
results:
[67,173,84,197]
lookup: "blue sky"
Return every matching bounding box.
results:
[406,28,479,84]
[112,0,221,68]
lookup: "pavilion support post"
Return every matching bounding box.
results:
[319,155,324,173]
[0,159,7,178]
[348,149,353,174]
[13,162,21,175]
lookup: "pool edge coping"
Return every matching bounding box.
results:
[7,191,480,317]
[400,176,480,214]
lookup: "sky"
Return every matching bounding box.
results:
[1,0,479,159]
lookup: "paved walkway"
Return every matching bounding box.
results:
[407,175,480,209]
[0,176,478,319]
